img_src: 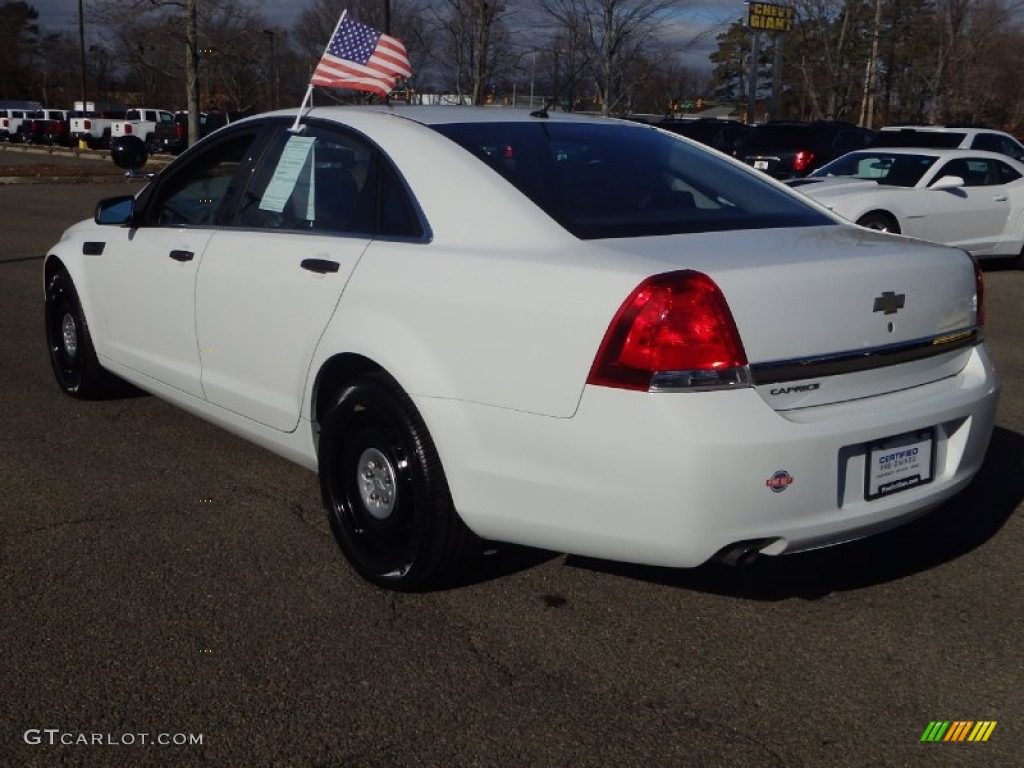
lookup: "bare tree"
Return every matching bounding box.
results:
[89,0,271,129]
[425,0,514,104]
[535,0,677,115]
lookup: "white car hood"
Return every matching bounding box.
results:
[791,177,888,203]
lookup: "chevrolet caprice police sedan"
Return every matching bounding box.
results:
[44,106,1000,590]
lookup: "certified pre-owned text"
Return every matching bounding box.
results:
[24,729,203,746]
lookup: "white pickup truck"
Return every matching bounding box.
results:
[110,108,176,150]
[69,101,128,149]
[1,109,29,142]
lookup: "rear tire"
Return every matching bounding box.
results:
[45,270,116,398]
[318,373,472,591]
[856,212,900,233]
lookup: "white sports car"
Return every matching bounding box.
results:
[44,107,1000,590]
[791,147,1024,266]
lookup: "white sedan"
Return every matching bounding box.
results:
[44,107,1000,590]
[791,147,1024,266]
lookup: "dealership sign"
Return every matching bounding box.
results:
[748,3,794,31]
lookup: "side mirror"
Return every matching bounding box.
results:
[110,135,148,172]
[930,175,965,191]
[95,195,135,226]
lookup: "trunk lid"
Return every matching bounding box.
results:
[600,223,980,409]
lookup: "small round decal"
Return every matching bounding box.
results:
[766,470,794,493]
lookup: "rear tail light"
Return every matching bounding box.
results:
[83,119,91,130]
[587,270,751,392]
[175,123,186,139]
[792,150,815,172]
[124,124,133,134]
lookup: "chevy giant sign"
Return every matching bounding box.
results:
[748,3,794,32]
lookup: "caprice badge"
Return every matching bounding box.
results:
[873,291,906,315]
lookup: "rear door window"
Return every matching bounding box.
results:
[228,122,424,239]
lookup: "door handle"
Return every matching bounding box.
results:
[169,249,194,262]
[994,194,1009,202]
[300,258,340,274]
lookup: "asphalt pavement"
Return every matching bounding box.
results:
[0,163,1021,767]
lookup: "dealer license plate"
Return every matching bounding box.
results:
[753,160,770,170]
[865,429,934,500]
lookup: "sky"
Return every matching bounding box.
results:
[31,0,743,72]
[30,0,292,34]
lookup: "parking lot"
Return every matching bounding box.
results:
[1,160,1021,766]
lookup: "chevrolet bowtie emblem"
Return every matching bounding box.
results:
[873,291,906,315]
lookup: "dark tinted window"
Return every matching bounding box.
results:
[742,124,819,149]
[433,121,831,240]
[235,125,372,233]
[377,161,423,238]
[872,130,965,149]
[230,123,423,239]
[834,130,873,153]
[970,132,1024,161]
[148,131,259,226]
[995,160,1022,183]
[932,158,1005,187]
[811,152,938,186]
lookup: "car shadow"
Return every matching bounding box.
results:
[444,541,562,590]
[563,425,1023,601]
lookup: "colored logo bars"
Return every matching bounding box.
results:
[920,721,997,742]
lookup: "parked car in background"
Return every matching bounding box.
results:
[657,118,750,155]
[0,100,41,141]
[1,108,29,142]
[110,108,176,151]
[44,107,998,591]
[872,125,1024,162]
[790,147,1024,267]
[69,101,128,149]
[737,120,876,178]
[18,109,71,146]
[153,111,232,154]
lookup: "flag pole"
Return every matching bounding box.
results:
[290,9,348,133]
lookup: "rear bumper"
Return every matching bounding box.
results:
[418,344,1000,567]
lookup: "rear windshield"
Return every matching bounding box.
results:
[741,125,818,149]
[432,121,832,240]
[872,130,965,149]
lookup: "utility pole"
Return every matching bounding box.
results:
[747,31,759,124]
[186,0,199,146]
[78,0,87,105]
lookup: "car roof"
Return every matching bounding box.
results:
[879,125,1015,137]
[255,105,642,128]
[842,146,1024,166]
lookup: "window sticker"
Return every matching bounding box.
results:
[259,136,316,214]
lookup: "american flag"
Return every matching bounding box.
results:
[310,13,412,98]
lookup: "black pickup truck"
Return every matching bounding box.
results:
[152,111,232,154]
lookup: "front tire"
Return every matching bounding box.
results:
[856,211,900,233]
[45,270,114,398]
[318,374,472,591]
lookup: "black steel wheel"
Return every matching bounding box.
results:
[856,211,900,234]
[318,373,471,591]
[44,270,113,398]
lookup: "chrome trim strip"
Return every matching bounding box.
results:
[750,328,980,385]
